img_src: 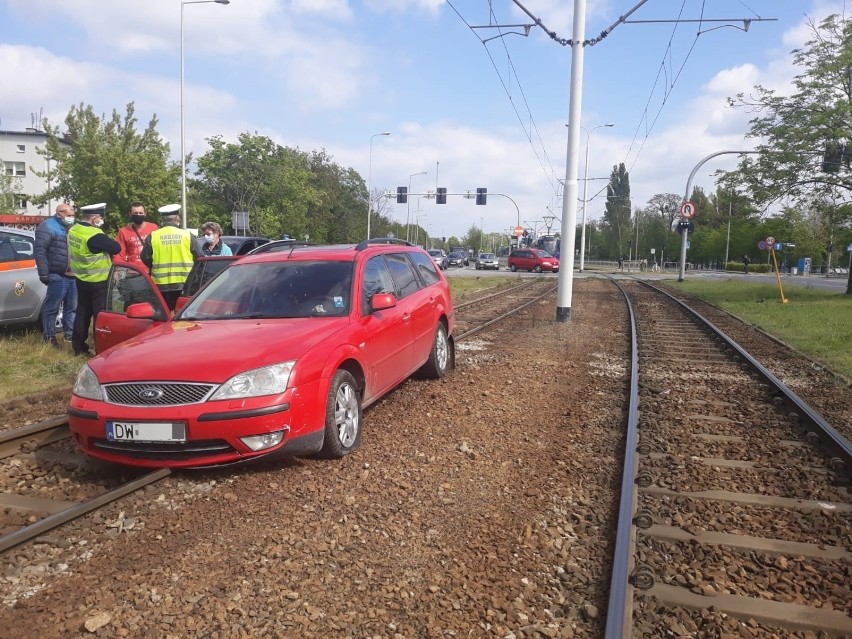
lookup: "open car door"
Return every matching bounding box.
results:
[94,263,170,354]
[175,255,238,314]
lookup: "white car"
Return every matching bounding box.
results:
[0,228,46,327]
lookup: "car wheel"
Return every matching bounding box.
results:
[510,264,517,272]
[319,370,362,458]
[420,323,451,379]
[534,265,543,273]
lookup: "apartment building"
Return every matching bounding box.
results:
[0,128,66,218]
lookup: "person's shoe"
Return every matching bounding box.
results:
[73,349,91,357]
[46,337,62,350]
[64,333,73,341]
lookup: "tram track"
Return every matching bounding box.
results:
[605,278,852,637]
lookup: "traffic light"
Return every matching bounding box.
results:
[436,187,447,204]
[476,187,487,205]
[396,186,408,204]
[442,237,446,243]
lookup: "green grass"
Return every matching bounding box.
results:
[448,276,518,300]
[664,279,852,379]
[0,330,81,400]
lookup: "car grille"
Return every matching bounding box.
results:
[104,382,216,406]
[92,438,234,460]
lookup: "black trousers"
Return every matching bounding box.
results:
[72,279,108,355]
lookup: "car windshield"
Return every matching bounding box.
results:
[479,253,495,259]
[536,250,554,258]
[448,252,462,258]
[427,250,443,257]
[178,260,354,320]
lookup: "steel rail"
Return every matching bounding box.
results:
[0,468,171,554]
[454,281,530,310]
[603,278,641,639]
[0,415,68,444]
[455,285,557,341]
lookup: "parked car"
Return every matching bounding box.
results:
[508,248,559,273]
[0,228,46,327]
[68,239,455,468]
[449,246,469,265]
[427,248,449,270]
[447,252,465,268]
[475,252,500,270]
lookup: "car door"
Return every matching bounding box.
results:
[357,255,414,398]
[0,230,41,324]
[405,251,442,363]
[93,263,170,353]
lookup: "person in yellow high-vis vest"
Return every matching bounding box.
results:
[141,204,200,311]
[68,203,121,356]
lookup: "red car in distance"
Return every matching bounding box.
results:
[68,240,455,468]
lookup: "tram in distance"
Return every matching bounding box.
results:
[535,235,560,257]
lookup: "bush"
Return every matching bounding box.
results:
[725,261,771,273]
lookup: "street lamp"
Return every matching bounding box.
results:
[577,123,614,272]
[181,0,230,230]
[366,132,390,240]
[406,170,427,242]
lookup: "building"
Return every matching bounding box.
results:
[0,128,67,227]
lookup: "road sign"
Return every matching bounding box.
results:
[774,242,783,251]
[758,241,767,250]
[680,200,697,219]
[766,236,775,245]
[847,243,852,253]
[513,225,524,237]
[650,248,656,254]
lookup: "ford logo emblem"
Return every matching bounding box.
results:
[139,387,164,400]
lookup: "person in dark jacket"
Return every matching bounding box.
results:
[68,203,121,357]
[34,204,78,348]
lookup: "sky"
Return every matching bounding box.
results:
[0,0,846,240]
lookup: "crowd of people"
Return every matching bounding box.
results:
[34,201,223,356]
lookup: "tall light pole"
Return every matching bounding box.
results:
[366,131,390,240]
[181,0,230,230]
[578,123,614,272]
[406,170,427,242]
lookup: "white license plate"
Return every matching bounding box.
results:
[106,421,186,443]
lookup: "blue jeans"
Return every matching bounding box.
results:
[42,274,77,339]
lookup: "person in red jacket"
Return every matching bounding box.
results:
[114,201,158,264]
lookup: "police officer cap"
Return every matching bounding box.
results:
[79,202,107,216]
[157,203,181,217]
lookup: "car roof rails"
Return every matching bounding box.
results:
[248,239,313,255]
[354,238,414,251]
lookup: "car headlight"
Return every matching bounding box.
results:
[209,362,295,400]
[73,364,104,401]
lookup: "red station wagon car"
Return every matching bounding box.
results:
[507,248,560,273]
[68,239,455,468]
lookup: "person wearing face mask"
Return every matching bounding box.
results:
[200,221,233,256]
[114,202,159,264]
[33,203,78,349]
[67,203,121,357]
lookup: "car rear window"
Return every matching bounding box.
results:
[409,251,440,285]
[384,253,421,299]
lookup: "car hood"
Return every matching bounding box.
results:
[89,318,350,383]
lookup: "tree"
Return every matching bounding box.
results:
[602,163,632,258]
[725,13,852,292]
[36,103,179,231]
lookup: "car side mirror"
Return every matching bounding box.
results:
[126,302,157,319]
[371,293,397,312]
